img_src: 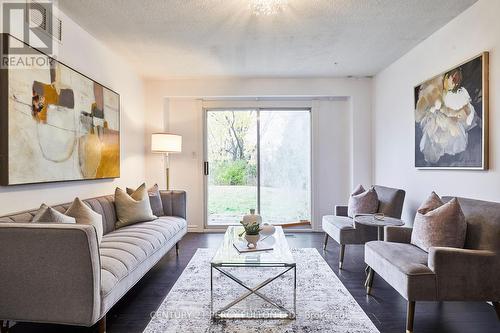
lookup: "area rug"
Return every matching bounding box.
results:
[144,248,379,333]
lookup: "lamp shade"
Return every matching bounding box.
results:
[151,133,182,153]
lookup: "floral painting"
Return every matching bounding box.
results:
[414,53,488,169]
[1,34,120,185]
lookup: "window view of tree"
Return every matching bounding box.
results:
[207,111,257,225]
[206,109,311,226]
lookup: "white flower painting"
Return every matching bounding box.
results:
[414,53,488,169]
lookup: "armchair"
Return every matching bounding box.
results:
[365,196,500,332]
[322,185,405,269]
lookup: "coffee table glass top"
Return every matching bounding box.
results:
[211,226,295,267]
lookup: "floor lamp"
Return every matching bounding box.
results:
[151,133,182,190]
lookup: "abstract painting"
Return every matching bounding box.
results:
[414,53,489,169]
[0,34,120,185]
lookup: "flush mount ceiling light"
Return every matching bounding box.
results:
[249,0,288,16]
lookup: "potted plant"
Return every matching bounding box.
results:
[240,220,262,248]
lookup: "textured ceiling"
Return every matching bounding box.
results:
[58,0,478,79]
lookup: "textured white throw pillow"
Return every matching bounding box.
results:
[66,197,104,243]
[115,183,157,229]
[32,204,76,224]
[347,185,379,218]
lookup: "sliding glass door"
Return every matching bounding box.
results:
[205,108,311,227]
[259,110,311,225]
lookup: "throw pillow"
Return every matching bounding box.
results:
[115,183,157,229]
[127,183,164,217]
[411,192,467,252]
[347,185,379,217]
[32,204,76,224]
[32,203,49,221]
[66,197,104,243]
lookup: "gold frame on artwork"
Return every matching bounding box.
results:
[414,52,489,170]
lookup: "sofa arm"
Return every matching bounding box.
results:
[0,223,101,326]
[335,205,348,217]
[160,190,186,219]
[384,226,412,243]
[428,247,500,300]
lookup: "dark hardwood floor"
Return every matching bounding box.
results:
[10,232,500,333]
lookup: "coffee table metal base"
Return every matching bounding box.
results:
[210,264,296,320]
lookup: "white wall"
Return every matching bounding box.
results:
[166,98,204,231]
[312,99,352,230]
[144,78,372,231]
[0,6,146,215]
[373,0,499,224]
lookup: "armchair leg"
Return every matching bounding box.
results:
[323,233,329,250]
[97,315,106,333]
[493,302,500,320]
[406,301,415,333]
[0,320,9,333]
[339,244,345,269]
[365,267,375,294]
[175,242,180,256]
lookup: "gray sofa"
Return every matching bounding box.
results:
[0,190,187,333]
[322,185,406,268]
[365,196,500,333]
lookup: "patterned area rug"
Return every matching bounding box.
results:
[144,248,379,333]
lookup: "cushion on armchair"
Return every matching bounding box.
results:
[411,192,467,252]
[347,185,379,218]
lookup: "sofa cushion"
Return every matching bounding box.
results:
[100,217,187,297]
[411,193,466,252]
[348,185,378,218]
[32,204,76,224]
[115,184,157,229]
[367,241,429,274]
[322,215,356,244]
[148,184,164,217]
[128,184,164,218]
[0,196,116,237]
[66,197,104,243]
[365,241,437,300]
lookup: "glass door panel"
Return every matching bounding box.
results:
[206,110,257,226]
[259,110,311,225]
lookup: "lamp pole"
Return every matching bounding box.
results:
[165,153,170,190]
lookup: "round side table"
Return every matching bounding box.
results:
[354,214,404,241]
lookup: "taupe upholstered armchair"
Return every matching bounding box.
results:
[322,185,405,269]
[364,196,500,333]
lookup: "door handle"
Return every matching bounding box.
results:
[204,161,209,175]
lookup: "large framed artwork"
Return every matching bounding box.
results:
[414,52,489,170]
[0,34,120,185]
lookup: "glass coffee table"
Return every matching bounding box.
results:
[210,226,296,320]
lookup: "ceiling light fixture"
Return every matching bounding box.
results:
[250,0,288,16]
